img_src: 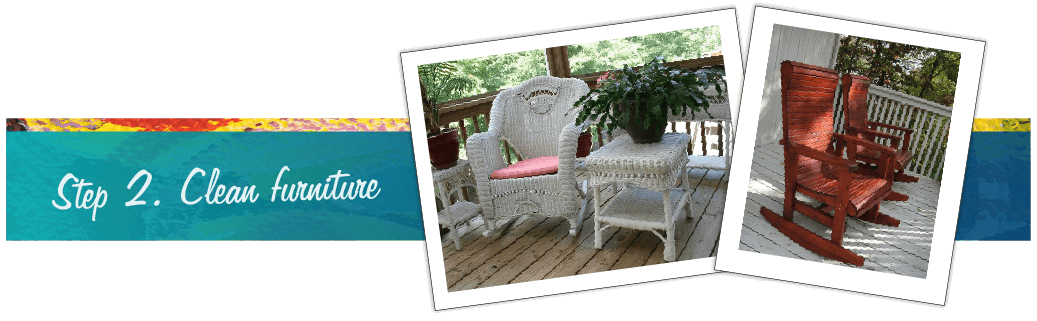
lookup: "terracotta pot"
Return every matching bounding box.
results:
[428,128,460,169]
[577,132,592,157]
[620,100,666,144]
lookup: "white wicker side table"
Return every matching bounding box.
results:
[584,133,693,261]
[433,159,487,250]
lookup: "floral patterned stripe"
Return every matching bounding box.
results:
[10,118,411,132]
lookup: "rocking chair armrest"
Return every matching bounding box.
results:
[834,133,897,156]
[847,127,901,147]
[786,142,856,170]
[867,121,915,134]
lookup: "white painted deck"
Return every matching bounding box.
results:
[740,143,939,278]
[441,168,728,292]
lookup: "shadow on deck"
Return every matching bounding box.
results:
[740,143,939,278]
[441,167,729,292]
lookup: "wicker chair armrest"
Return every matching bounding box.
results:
[556,122,587,179]
[466,131,506,179]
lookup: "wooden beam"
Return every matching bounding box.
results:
[545,46,572,78]
[686,122,692,155]
[596,125,604,147]
[503,141,513,165]
[718,121,724,156]
[439,102,492,125]
[701,121,708,155]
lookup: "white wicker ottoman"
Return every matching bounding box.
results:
[584,133,693,262]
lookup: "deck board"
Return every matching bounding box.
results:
[441,166,729,291]
[739,143,939,278]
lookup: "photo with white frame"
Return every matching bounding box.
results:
[401,8,744,310]
[714,6,984,305]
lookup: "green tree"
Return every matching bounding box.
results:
[902,50,960,106]
[451,49,548,99]
[417,61,476,133]
[567,25,722,75]
[835,35,960,106]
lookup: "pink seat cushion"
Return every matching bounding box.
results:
[490,156,559,179]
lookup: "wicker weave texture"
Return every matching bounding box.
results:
[584,133,691,190]
[597,187,687,230]
[466,76,590,232]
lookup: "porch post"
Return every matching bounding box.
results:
[545,46,572,78]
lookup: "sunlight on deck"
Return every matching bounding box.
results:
[739,143,940,278]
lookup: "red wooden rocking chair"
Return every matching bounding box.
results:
[759,61,901,266]
[841,74,920,201]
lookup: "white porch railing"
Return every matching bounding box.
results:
[832,84,953,181]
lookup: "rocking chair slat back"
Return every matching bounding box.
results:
[841,74,874,148]
[780,61,840,172]
[840,73,920,185]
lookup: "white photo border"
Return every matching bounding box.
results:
[401,8,744,310]
[714,6,984,305]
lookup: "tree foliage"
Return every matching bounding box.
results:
[417,61,476,132]
[835,36,960,106]
[567,26,721,75]
[417,25,722,103]
[443,49,549,101]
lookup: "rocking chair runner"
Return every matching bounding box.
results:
[759,61,902,266]
[841,74,920,194]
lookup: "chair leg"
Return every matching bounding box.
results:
[453,225,462,251]
[782,187,796,221]
[663,190,676,261]
[572,180,590,236]
[894,170,920,183]
[858,205,901,227]
[594,186,603,249]
[682,166,693,219]
[830,205,847,246]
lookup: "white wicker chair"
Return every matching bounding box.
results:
[466,76,590,236]
[668,81,733,172]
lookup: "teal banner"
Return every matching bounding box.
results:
[956,131,1030,240]
[6,132,423,240]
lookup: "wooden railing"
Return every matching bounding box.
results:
[832,84,953,181]
[433,55,728,164]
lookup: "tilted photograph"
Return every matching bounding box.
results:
[423,26,731,291]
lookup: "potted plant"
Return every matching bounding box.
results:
[419,62,475,169]
[572,57,725,143]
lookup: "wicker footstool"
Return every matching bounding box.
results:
[585,133,693,262]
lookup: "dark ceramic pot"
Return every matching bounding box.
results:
[577,132,593,157]
[619,100,666,144]
[428,128,460,169]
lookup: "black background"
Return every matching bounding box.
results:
[8,3,1028,316]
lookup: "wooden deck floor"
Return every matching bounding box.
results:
[441,167,729,292]
[740,143,939,278]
